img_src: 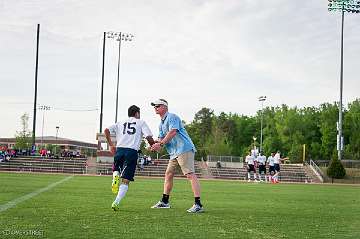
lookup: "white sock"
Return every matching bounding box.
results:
[247,173,251,180]
[114,184,128,204]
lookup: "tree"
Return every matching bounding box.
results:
[344,99,360,160]
[204,124,232,156]
[193,107,214,143]
[318,103,338,160]
[187,108,214,160]
[262,107,282,156]
[14,113,32,150]
[184,99,360,160]
[327,150,346,181]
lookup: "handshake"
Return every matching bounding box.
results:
[148,140,164,152]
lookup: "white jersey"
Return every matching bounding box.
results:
[108,117,153,151]
[245,155,255,165]
[274,153,281,164]
[267,156,275,166]
[251,149,258,158]
[257,155,266,165]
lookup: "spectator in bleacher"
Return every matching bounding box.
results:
[138,157,145,170]
[267,152,276,183]
[0,150,4,162]
[104,105,155,211]
[245,151,257,182]
[147,155,152,165]
[40,149,47,157]
[150,99,204,213]
[256,153,267,182]
[10,149,16,157]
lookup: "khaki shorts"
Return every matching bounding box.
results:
[166,151,195,175]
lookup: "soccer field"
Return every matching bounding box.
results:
[0,172,359,239]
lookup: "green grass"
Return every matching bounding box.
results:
[0,172,359,239]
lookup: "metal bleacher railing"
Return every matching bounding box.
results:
[308,159,324,183]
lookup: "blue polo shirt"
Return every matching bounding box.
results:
[159,112,196,159]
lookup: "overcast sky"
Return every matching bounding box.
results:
[0,0,359,143]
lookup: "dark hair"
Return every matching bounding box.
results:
[128,105,140,117]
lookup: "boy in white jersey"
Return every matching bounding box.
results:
[267,152,276,183]
[245,151,257,182]
[273,151,281,183]
[105,105,155,211]
[256,153,267,182]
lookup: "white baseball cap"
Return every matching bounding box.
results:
[151,99,168,107]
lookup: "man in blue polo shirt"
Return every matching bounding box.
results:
[150,99,204,213]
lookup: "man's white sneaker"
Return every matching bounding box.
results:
[151,201,170,209]
[187,204,204,213]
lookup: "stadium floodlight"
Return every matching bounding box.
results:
[99,31,134,135]
[328,0,360,12]
[258,96,267,153]
[327,0,359,161]
[106,31,134,123]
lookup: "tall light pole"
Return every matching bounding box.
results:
[258,96,267,153]
[328,0,360,160]
[39,105,51,148]
[32,24,40,151]
[106,31,134,123]
[99,32,106,134]
[55,126,59,155]
[98,31,134,136]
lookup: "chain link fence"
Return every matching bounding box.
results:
[206,155,243,168]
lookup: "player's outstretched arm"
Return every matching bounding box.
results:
[151,129,177,152]
[146,136,155,146]
[104,128,116,155]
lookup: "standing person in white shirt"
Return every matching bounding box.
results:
[245,151,257,182]
[273,151,281,183]
[257,153,267,182]
[267,152,276,183]
[104,105,155,211]
[251,147,258,160]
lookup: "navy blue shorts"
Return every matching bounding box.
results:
[269,166,275,174]
[113,147,138,181]
[274,163,280,172]
[258,165,266,174]
[247,164,256,172]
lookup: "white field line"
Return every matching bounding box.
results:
[0,175,74,213]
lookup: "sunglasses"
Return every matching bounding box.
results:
[154,105,162,109]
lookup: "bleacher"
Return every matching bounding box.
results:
[0,157,87,174]
[208,164,312,183]
[0,157,313,183]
